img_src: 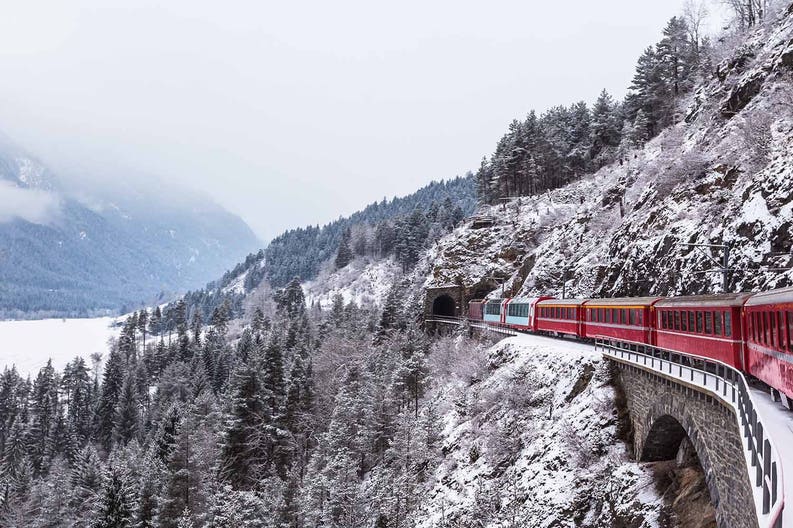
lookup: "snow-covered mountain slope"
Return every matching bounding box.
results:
[0,138,260,318]
[427,8,793,300]
[303,257,401,309]
[412,333,666,527]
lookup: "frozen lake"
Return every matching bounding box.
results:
[0,317,118,378]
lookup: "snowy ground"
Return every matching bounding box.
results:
[0,317,117,378]
[303,257,399,309]
[416,332,664,528]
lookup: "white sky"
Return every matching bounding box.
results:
[0,1,726,240]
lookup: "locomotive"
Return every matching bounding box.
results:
[468,287,793,404]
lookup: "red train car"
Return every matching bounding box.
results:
[583,297,663,344]
[654,294,752,368]
[535,299,586,337]
[468,299,485,321]
[744,287,793,401]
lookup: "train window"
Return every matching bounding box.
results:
[778,312,785,350]
[629,310,636,325]
[681,312,688,331]
[714,312,722,336]
[621,309,627,324]
[696,312,703,333]
[764,312,771,345]
[569,307,575,319]
[725,312,732,337]
[661,311,667,329]
[753,312,759,342]
[688,312,695,333]
[638,311,643,326]
[486,303,501,316]
[788,312,793,352]
[674,311,681,330]
[705,312,713,334]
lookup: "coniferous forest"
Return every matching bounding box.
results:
[0,276,481,527]
[1,2,785,526]
[476,15,713,205]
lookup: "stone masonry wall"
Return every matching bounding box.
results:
[613,361,758,528]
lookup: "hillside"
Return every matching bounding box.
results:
[426,6,793,301]
[172,176,475,324]
[0,139,260,318]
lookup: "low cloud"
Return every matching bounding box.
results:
[0,181,60,224]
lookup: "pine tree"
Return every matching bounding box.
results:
[91,463,136,528]
[149,306,163,339]
[590,89,622,164]
[218,365,272,489]
[113,371,140,445]
[657,16,694,98]
[62,357,94,441]
[95,348,126,450]
[335,228,354,269]
[138,310,150,356]
[70,445,104,521]
[28,359,59,475]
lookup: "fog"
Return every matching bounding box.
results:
[0,1,725,240]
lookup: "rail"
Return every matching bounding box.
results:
[596,337,784,528]
[425,315,519,336]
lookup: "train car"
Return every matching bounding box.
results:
[744,287,793,401]
[583,297,663,344]
[504,296,553,331]
[483,298,510,325]
[468,299,485,321]
[535,298,586,337]
[654,294,752,368]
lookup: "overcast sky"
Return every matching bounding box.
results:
[0,1,725,240]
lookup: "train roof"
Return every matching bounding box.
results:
[537,298,587,306]
[655,293,754,308]
[584,297,664,307]
[507,296,553,304]
[745,287,793,307]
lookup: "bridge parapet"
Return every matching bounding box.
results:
[599,339,784,528]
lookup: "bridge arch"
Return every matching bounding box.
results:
[432,294,457,317]
[637,398,724,519]
[611,356,763,527]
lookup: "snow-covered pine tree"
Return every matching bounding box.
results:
[335,228,354,269]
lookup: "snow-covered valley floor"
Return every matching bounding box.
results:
[0,317,117,378]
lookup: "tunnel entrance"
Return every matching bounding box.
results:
[432,295,457,317]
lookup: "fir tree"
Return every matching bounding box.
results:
[91,463,136,528]
[335,228,354,269]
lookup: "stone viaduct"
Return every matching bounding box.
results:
[610,355,762,528]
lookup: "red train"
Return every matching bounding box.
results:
[468,287,793,405]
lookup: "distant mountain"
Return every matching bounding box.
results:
[0,139,260,318]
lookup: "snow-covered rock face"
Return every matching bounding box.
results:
[303,257,401,309]
[414,334,663,527]
[427,9,793,300]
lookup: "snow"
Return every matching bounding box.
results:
[303,257,399,309]
[0,317,117,378]
[750,388,793,527]
[415,333,664,527]
[741,192,773,225]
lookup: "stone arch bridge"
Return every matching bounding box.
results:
[605,343,783,528]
